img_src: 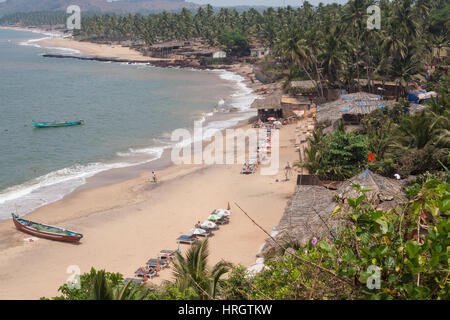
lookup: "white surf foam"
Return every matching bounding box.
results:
[0,66,258,221]
[43,46,81,55]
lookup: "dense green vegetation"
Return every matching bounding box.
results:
[218,31,249,57]
[0,11,67,26]
[44,176,449,300]
[67,1,449,95]
[303,122,369,181]
[2,1,448,97]
[303,93,450,181]
[6,0,447,301]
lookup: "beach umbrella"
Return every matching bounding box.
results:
[213,208,231,217]
[208,214,222,221]
[267,117,276,121]
[273,121,282,126]
[201,220,217,229]
[190,228,207,235]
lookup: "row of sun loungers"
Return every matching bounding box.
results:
[241,126,272,174]
[130,209,231,283]
[177,209,231,245]
[131,249,177,281]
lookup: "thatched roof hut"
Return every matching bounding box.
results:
[316,92,394,127]
[336,169,407,210]
[258,186,338,258]
[251,92,282,110]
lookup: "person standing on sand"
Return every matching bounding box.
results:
[152,171,157,184]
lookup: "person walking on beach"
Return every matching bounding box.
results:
[284,162,292,181]
[152,171,158,184]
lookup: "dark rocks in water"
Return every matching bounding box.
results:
[41,54,228,71]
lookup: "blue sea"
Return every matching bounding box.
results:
[0,28,257,220]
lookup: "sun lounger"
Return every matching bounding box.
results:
[177,234,198,244]
[135,266,157,278]
[146,258,169,268]
[196,229,212,237]
[215,218,229,225]
[123,278,144,285]
[158,249,176,260]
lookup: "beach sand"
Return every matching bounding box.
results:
[38,36,169,62]
[0,122,300,299]
[0,32,301,299]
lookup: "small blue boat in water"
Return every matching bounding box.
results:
[32,120,84,128]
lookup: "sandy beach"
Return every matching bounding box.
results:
[38,36,169,62]
[0,121,300,299]
[0,32,303,299]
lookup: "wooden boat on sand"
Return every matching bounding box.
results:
[11,214,83,242]
[32,120,84,128]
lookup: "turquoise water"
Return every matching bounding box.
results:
[0,28,257,219]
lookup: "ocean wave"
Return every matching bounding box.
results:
[43,46,81,55]
[0,65,258,221]
[0,161,132,220]
[213,69,260,112]
[116,144,168,158]
[18,36,50,48]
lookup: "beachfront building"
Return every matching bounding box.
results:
[257,185,337,258]
[252,93,311,122]
[212,50,227,59]
[250,47,270,59]
[289,80,340,102]
[148,41,185,58]
[316,92,394,131]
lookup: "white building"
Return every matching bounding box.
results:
[212,50,227,59]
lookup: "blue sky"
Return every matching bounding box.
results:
[191,0,348,6]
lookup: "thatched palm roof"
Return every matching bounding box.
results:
[316,92,394,124]
[336,169,407,210]
[251,92,283,110]
[290,80,318,90]
[258,186,338,257]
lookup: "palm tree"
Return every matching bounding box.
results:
[89,270,114,300]
[342,0,368,91]
[172,239,232,300]
[320,25,347,86]
[394,111,439,150]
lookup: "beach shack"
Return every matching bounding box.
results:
[281,95,310,114]
[257,185,338,257]
[252,94,283,121]
[316,92,393,131]
[148,41,185,58]
[252,93,311,121]
[250,47,270,59]
[408,90,437,104]
[212,50,227,59]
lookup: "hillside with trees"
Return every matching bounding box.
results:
[0,0,198,17]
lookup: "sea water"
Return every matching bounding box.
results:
[0,28,257,220]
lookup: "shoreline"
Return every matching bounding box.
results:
[0,28,273,221]
[0,29,298,300]
[0,120,300,299]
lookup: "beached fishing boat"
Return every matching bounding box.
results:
[32,120,84,128]
[11,213,83,242]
